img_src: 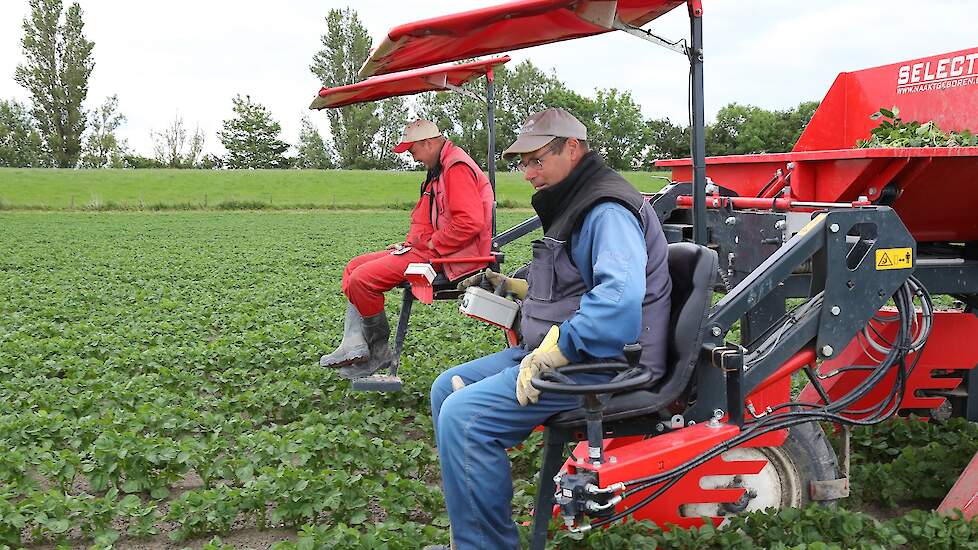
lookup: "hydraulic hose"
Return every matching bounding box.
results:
[583,276,932,528]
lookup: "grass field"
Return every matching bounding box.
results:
[0,168,672,210]
[2,210,978,549]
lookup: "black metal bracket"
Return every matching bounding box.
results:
[492,215,542,248]
[704,207,916,397]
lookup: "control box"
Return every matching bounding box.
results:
[460,286,519,329]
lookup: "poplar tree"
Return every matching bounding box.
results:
[310,8,406,169]
[14,0,94,168]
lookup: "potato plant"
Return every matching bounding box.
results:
[857,106,977,148]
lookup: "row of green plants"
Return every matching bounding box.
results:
[0,212,522,548]
[195,506,978,550]
[846,416,978,507]
[5,493,975,549]
[546,506,978,550]
[4,416,973,547]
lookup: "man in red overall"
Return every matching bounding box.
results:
[321,119,495,379]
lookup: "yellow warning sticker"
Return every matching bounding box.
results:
[875,248,913,270]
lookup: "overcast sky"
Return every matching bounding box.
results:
[0,0,974,158]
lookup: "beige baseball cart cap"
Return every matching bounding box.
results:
[393,119,442,153]
[502,107,587,160]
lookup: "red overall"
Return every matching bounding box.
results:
[342,141,494,316]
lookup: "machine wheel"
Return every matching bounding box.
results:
[680,420,839,519]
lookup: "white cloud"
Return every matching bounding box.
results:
[0,0,974,158]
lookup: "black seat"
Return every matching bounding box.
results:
[545,242,717,427]
[528,242,718,549]
[396,260,502,294]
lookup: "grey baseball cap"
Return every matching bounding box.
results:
[502,107,587,160]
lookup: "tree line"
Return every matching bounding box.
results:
[0,3,819,171]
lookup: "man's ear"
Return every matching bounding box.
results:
[568,138,584,161]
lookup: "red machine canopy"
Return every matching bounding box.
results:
[311,56,511,110]
[359,0,685,78]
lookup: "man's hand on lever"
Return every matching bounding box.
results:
[516,325,568,406]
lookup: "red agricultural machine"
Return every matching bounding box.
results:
[315,1,978,546]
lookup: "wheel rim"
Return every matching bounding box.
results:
[679,446,804,520]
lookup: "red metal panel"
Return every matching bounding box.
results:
[311,56,510,109]
[404,272,434,304]
[360,0,684,78]
[561,422,791,528]
[795,46,978,152]
[938,451,978,519]
[748,349,817,399]
[887,156,978,241]
[797,311,978,418]
[656,47,978,241]
[565,424,750,528]
[659,147,978,241]
[659,157,789,198]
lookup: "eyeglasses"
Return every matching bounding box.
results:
[515,144,559,173]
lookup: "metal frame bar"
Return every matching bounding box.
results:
[968,366,978,422]
[612,2,706,244]
[710,215,826,331]
[689,7,707,245]
[486,71,497,236]
[390,288,415,378]
[440,81,487,104]
[492,215,543,248]
[706,207,917,399]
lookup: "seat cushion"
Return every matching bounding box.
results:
[546,390,672,427]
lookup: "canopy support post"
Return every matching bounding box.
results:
[688,1,707,245]
[486,68,497,237]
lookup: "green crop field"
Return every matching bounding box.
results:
[2,210,977,549]
[0,168,671,211]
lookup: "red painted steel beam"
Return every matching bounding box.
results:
[673,195,870,211]
[938,450,978,520]
[429,256,497,265]
[748,348,816,397]
[675,195,793,210]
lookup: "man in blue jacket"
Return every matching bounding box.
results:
[426,107,672,550]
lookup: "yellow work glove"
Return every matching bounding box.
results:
[456,269,528,300]
[516,325,569,406]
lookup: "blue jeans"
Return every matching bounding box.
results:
[430,347,610,550]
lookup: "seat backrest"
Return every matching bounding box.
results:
[647,242,718,399]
